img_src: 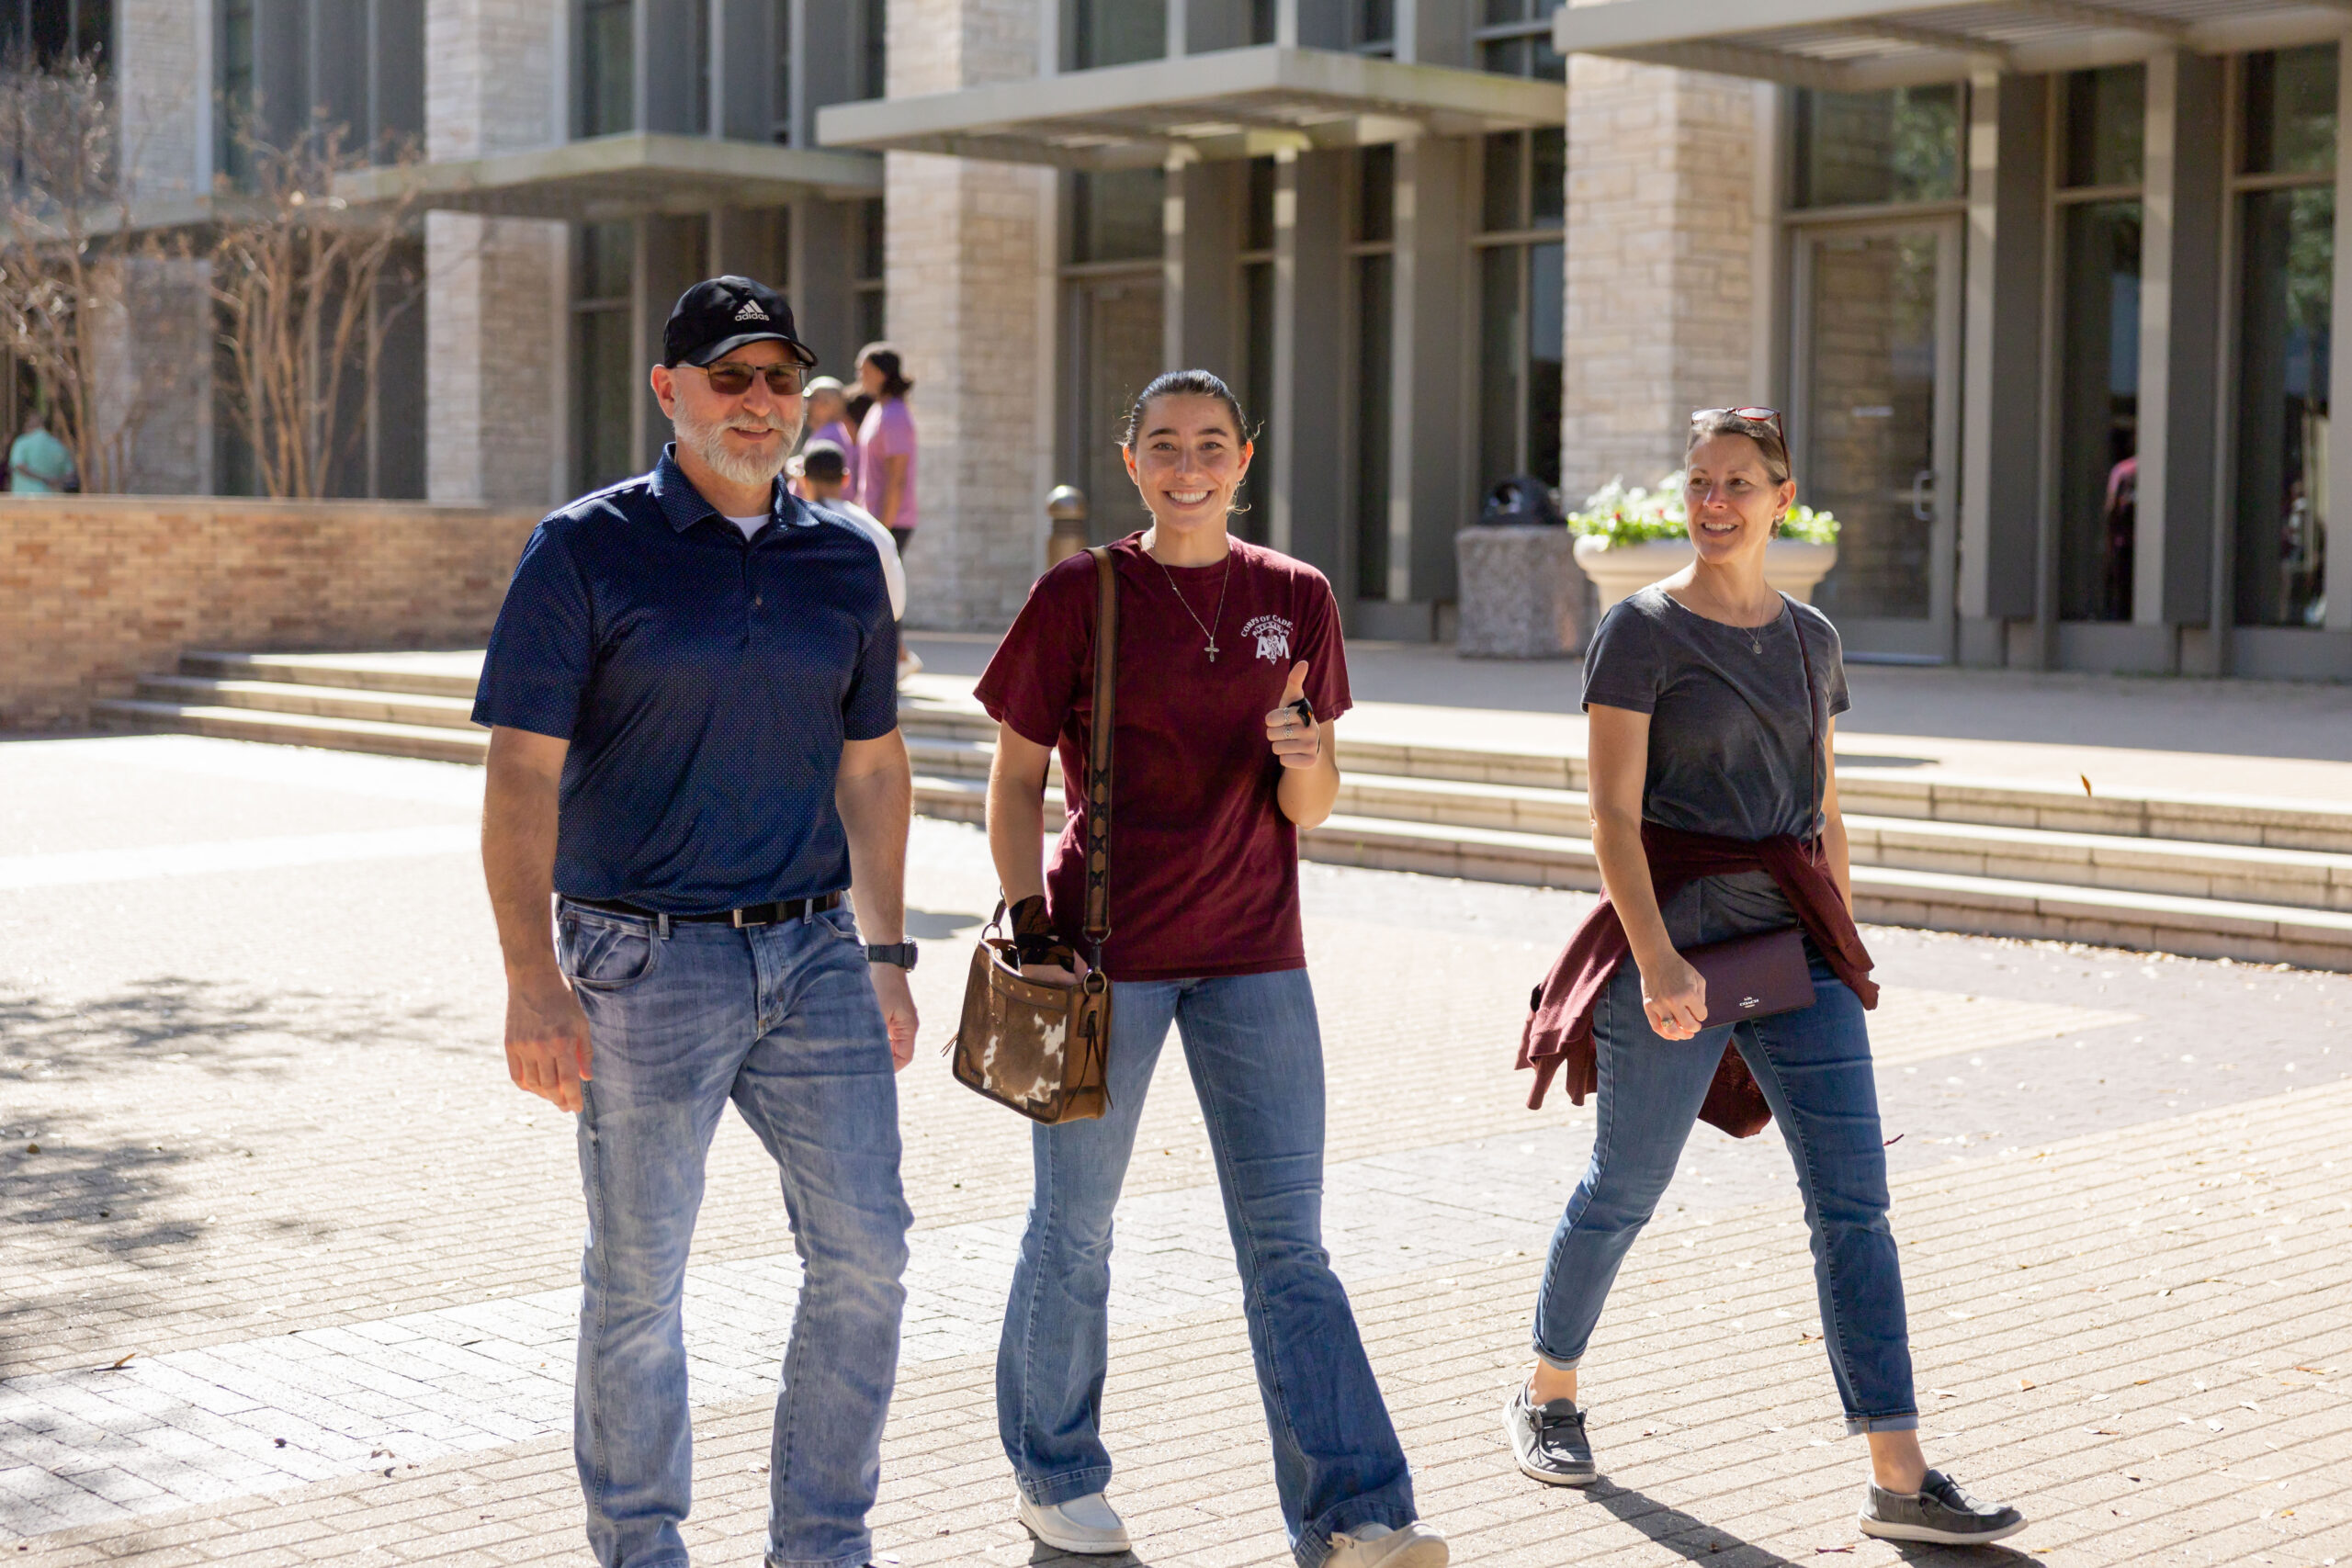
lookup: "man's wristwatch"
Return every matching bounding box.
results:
[865,941,919,970]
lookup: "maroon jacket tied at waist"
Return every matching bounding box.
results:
[1516,823,1880,1137]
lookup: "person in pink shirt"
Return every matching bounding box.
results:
[855,344,918,553]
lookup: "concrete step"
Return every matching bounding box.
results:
[135,675,481,731]
[896,698,2352,856]
[178,651,481,700]
[1299,815,2352,971]
[92,700,489,763]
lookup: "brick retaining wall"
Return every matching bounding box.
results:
[0,495,540,730]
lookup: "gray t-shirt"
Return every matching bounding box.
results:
[1580,585,1850,946]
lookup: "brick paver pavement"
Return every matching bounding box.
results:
[4,735,2349,1565]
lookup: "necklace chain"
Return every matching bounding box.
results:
[1147,537,1234,661]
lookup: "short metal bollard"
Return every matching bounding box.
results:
[1046,485,1088,567]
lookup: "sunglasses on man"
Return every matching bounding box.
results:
[689,363,806,398]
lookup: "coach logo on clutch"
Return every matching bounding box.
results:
[1739,996,1761,1010]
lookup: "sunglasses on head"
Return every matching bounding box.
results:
[1692,405,1785,440]
[690,362,805,398]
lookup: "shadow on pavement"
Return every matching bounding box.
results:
[0,975,469,1375]
[1585,1479,1806,1565]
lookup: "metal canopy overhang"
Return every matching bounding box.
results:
[1553,0,2352,91]
[330,132,882,220]
[814,45,1565,170]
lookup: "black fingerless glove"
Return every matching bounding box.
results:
[1007,896,1074,968]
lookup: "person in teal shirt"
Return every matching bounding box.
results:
[8,411,74,494]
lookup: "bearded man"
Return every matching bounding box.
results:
[474,276,918,1568]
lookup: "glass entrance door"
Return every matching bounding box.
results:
[1792,219,1962,660]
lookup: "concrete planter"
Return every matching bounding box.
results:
[1454,525,1591,658]
[1570,535,1838,615]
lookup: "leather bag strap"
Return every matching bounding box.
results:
[1782,592,1823,857]
[1082,546,1118,952]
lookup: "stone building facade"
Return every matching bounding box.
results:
[21,0,2351,678]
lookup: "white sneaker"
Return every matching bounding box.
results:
[1016,1489,1132,1554]
[1324,1520,1449,1568]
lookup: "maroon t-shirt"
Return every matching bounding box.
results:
[973,533,1352,981]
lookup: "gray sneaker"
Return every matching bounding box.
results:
[1504,1382,1597,1486]
[1857,1469,2026,1545]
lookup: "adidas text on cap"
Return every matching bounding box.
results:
[662,276,819,369]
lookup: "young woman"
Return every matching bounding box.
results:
[853,344,920,678]
[854,344,917,553]
[1509,408,2026,1547]
[974,370,1446,1568]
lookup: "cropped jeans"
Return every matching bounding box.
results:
[1531,946,1918,1435]
[995,968,1418,1568]
[558,899,912,1568]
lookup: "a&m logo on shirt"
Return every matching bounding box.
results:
[1243,615,1293,663]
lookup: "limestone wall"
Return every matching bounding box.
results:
[424,0,563,507]
[884,0,1057,631]
[1561,57,1762,506]
[0,495,539,729]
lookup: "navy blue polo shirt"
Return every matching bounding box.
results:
[472,446,898,913]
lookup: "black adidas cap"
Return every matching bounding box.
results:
[662,276,819,369]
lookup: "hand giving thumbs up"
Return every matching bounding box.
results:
[1263,660,1320,769]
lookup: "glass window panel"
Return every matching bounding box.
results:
[1792,85,1963,209]
[854,198,885,283]
[1244,156,1277,253]
[1530,33,1566,84]
[582,0,634,136]
[1527,240,1562,488]
[1354,253,1394,600]
[75,0,110,66]
[1355,144,1395,243]
[855,286,886,350]
[1358,0,1394,49]
[773,0,792,141]
[579,220,632,301]
[1070,168,1164,265]
[218,0,254,184]
[1237,259,1274,542]
[1075,277,1166,540]
[1530,127,1564,226]
[2234,186,2333,628]
[1074,0,1164,70]
[1482,132,1522,231]
[2244,46,2338,178]
[1804,230,1940,620]
[1483,0,1530,23]
[31,0,67,60]
[860,0,885,100]
[1251,0,1275,46]
[2057,199,2143,622]
[576,305,636,493]
[1478,245,1524,491]
[1479,36,1529,78]
[2063,65,2145,189]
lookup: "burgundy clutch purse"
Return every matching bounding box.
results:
[1683,926,1815,1023]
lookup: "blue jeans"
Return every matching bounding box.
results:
[559,900,912,1568]
[1532,949,1918,1435]
[996,969,1417,1568]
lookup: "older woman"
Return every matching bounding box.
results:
[976,369,1445,1568]
[1509,408,2025,1547]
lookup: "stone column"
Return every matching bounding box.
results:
[1958,72,2048,668]
[424,0,565,507]
[2134,51,2226,668]
[884,0,1057,631]
[1560,57,1760,505]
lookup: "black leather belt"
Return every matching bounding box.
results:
[568,891,842,928]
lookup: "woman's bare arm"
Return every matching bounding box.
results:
[1819,715,1853,911]
[1587,703,1706,1037]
